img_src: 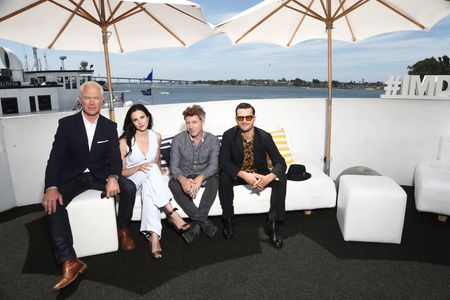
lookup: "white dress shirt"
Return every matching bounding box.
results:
[82,111,99,172]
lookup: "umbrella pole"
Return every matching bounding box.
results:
[324,23,333,176]
[102,26,115,122]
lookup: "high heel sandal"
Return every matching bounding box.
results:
[147,232,162,260]
[167,208,190,234]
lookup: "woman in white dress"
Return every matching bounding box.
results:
[119,104,189,259]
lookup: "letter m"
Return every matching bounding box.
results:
[409,75,436,96]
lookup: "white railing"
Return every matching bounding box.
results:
[1,97,450,212]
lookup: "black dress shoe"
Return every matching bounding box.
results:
[222,218,234,240]
[264,220,283,249]
[200,220,217,238]
[182,222,200,245]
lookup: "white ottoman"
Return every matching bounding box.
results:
[337,175,407,244]
[67,189,118,258]
[414,160,450,221]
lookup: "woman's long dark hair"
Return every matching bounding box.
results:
[120,104,153,156]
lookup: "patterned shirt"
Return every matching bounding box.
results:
[241,135,256,173]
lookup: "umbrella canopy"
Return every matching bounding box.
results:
[0,0,216,120]
[215,0,450,175]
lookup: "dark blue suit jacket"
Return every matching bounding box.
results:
[44,111,122,190]
[219,126,287,179]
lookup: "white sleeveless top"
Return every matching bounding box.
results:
[125,129,158,168]
[124,129,172,214]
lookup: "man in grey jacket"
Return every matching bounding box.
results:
[169,104,220,244]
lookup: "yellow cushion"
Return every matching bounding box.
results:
[268,128,294,167]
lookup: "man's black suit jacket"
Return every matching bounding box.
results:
[44,111,122,190]
[219,126,287,179]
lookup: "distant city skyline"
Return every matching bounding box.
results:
[0,0,449,82]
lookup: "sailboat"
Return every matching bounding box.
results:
[141,69,153,96]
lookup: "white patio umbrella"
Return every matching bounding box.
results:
[215,0,450,175]
[0,0,216,120]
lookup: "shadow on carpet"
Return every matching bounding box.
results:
[289,186,450,266]
[21,213,296,296]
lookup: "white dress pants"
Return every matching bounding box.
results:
[129,166,173,237]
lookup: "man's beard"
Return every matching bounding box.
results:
[240,125,253,133]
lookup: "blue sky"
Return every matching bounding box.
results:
[0,0,449,82]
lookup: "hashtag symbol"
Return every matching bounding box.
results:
[384,76,402,96]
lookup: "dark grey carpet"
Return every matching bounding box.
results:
[0,186,449,299]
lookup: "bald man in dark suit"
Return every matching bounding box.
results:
[42,81,136,291]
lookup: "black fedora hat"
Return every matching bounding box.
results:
[287,164,311,181]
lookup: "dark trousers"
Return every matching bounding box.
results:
[168,175,218,223]
[46,173,136,264]
[218,171,287,221]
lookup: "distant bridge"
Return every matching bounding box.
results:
[93,76,194,85]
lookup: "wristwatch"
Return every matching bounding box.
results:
[106,175,119,182]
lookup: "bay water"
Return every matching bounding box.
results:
[109,83,384,105]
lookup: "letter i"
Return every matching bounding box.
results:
[401,75,409,96]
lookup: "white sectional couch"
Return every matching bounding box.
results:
[131,156,336,220]
[110,102,337,221]
[130,124,337,220]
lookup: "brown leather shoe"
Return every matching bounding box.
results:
[118,228,135,251]
[52,258,87,292]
